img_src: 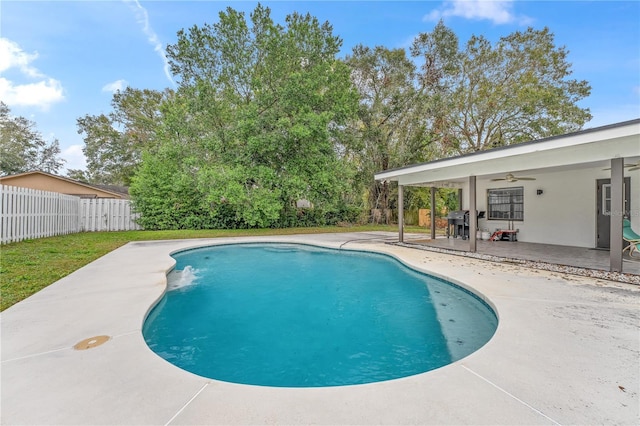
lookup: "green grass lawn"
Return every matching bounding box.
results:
[0,225,427,311]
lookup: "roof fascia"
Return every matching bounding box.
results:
[0,171,124,198]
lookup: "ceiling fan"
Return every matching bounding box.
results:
[491,173,536,182]
[603,161,640,172]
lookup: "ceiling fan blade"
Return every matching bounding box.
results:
[491,178,506,181]
[628,166,640,171]
[516,177,536,181]
[604,163,639,170]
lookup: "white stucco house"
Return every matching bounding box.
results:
[374,119,640,272]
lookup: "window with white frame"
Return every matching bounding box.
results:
[601,183,629,216]
[487,187,524,220]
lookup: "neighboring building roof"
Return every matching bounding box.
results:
[0,171,129,199]
[92,184,130,198]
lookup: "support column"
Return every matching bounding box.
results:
[610,158,624,272]
[430,186,436,240]
[398,184,404,243]
[469,176,477,252]
[458,188,463,210]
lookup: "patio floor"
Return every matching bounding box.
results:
[1,232,638,425]
[403,234,640,277]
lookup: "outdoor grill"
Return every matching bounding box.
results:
[446,210,485,239]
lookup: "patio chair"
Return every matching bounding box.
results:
[622,219,640,258]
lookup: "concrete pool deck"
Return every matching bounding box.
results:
[1,232,638,425]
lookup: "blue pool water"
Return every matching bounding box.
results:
[143,244,497,387]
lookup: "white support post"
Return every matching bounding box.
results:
[398,184,404,243]
[430,186,436,240]
[469,176,477,252]
[610,157,624,272]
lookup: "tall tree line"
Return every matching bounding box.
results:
[70,6,591,229]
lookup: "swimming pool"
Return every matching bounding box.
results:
[143,243,497,387]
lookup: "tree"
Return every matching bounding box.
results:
[345,45,434,218]
[74,87,170,185]
[411,22,592,155]
[131,4,359,229]
[0,102,65,176]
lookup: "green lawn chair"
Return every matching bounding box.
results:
[622,219,640,258]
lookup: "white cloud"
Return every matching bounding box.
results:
[0,38,43,78]
[124,0,175,86]
[0,37,64,110]
[0,77,64,110]
[424,9,444,22]
[62,144,87,172]
[102,79,128,93]
[424,0,531,25]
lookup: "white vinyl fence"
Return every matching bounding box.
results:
[1,185,141,244]
[79,198,141,232]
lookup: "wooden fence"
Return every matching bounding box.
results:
[1,185,141,244]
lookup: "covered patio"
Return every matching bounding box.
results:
[375,119,640,274]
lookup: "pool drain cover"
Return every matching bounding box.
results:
[74,335,110,350]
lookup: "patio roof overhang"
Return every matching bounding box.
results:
[374,119,640,187]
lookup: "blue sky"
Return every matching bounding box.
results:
[2,0,639,173]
